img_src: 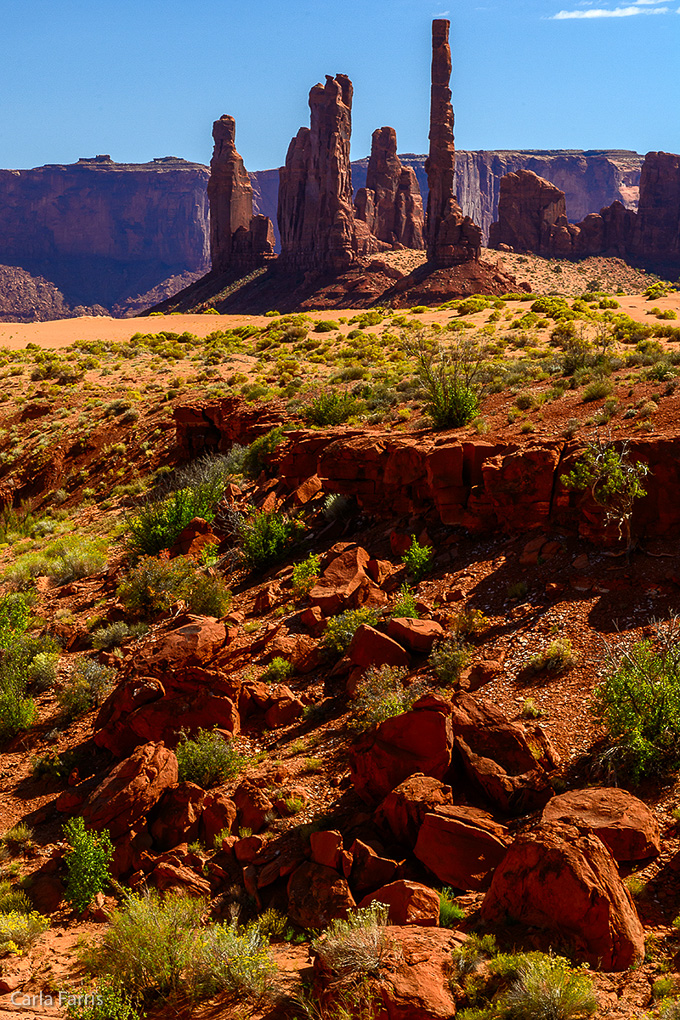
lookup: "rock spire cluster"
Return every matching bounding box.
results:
[354,127,425,249]
[425,19,481,265]
[207,115,275,273]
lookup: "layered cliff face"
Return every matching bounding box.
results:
[633,151,680,259]
[0,155,210,311]
[488,170,566,254]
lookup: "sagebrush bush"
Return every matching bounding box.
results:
[312,902,393,979]
[504,955,597,1020]
[401,537,433,582]
[63,816,114,914]
[303,391,363,426]
[65,982,141,1020]
[27,651,59,691]
[240,509,302,571]
[58,660,116,719]
[90,621,148,650]
[321,607,381,657]
[241,427,285,479]
[261,657,294,683]
[0,909,49,952]
[87,890,276,1002]
[528,638,577,674]
[291,553,321,600]
[176,728,247,788]
[352,666,427,730]
[5,535,106,588]
[592,623,680,779]
[429,638,469,687]
[117,556,231,618]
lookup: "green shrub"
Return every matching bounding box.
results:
[1,822,34,853]
[313,320,339,333]
[311,902,392,979]
[5,536,106,588]
[58,660,116,720]
[63,817,113,914]
[0,880,31,914]
[582,378,613,403]
[0,686,37,740]
[415,338,484,429]
[438,888,465,928]
[352,666,427,730]
[240,509,302,571]
[401,537,433,583]
[87,889,276,1002]
[429,638,469,687]
[303,391,362,426]
[528,638,577,674]
[291,553,321,600]
[592,625,680,779]
[0,594,44,740]
[27,651,59,691]
[389,585,418,619]
[90,621,148,650]
[176,728,247,788]
[127,458,228,556]
[261,657,294,683]
[0,910,49,952]
[504,955,597,1020]
[117,556,231,618]
[242,427,285,479]
[65,982,142,1020]
[321,607,381,657]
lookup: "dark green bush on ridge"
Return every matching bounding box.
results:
[117,556,231,618]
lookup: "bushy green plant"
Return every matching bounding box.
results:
[87,889,276,1003]
[562,438,649,551]
[65,982,142,1020]
[292,553,321,600]
[401,537,433,582]
[528,638,577,675]
[592,623,680,779]
[0,909,49,952]
[0,880,31,914]
[438,888,465,928]
[261,657,294,683]
[1,822,34,853]
[389,585,419,619]
[311,902,392,979]
[63,816,113,914]
[0,594,44,739]
[504,955,597,1020]
[176,728,247,788]
[242,427,285,479]
[5,536,106,588]
[117,556,231,618]
[58,660,116,720]
[240,509,302,571]
[352,666,427,730]
[303,391,362,426]
[27,651,59,690]
[429,638,469,687]
[415,337,485,429]
[321,607,381,657]
[90,621,148,650]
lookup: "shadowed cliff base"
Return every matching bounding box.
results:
[144,255,520,315]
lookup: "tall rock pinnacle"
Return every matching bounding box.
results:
[355,127,425,249]
[208,115,274,272]
[278,75,380,271]
[425,20,481,265]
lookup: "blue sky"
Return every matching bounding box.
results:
[1,0,678,171]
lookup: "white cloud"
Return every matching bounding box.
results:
[552,4,668,15]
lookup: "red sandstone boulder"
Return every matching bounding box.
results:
[450,693,552,773]
[83,742,178,840]
[199,791,237,848]
[542,787,660,862]
[387,618,445,654]
[414,806,509,891]
[287,862,356,929]
[151,861,211,898]
[149,782,205,852]
[310,830,344,871]
[359,881,440,927]
[168,518,218,559]
[233,781,275,834]
[263,685,304,728]
[348,839,398,895]
[481,822,645,971]
[457,737,553,816]
[308,544,385,615]
[351,707,453,805]
[376,774,455,848]
[349,625,410,670]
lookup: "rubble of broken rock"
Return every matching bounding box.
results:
[4,397,680,1020]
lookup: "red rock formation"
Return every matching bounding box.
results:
[489,169,566,253]
[482,822,645,971]
[355,127,425,248]
[542,787,660,862]
[208,115,275,272]
[425,20,481,265]
[633,151,680,259]
[278,75,378,271]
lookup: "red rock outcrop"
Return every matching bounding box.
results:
[489,170,566,254]
[278,75,379,272]
[482,822,645,971]
[376,775,455,848]
[358,881,441,927]
[208,115,275,273]
[632,151,680,259]
[355,127,424,249]
[414,806,509,891]
[425,20,481,266]
[542,788,660,863]
[83,742,178,840]
[287,861,356,928]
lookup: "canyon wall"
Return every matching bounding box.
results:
[0,155,210,314]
